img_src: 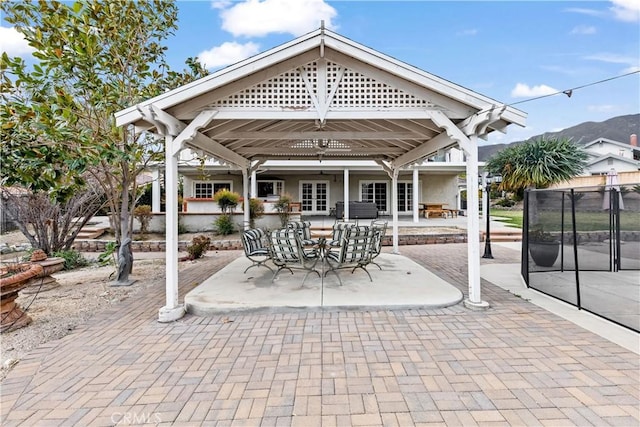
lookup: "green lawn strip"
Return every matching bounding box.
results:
[490,208,523,228]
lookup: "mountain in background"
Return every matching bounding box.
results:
[479,113,640,161]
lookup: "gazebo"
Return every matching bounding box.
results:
[115,26,526,322]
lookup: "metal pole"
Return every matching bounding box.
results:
[482,182,493,259]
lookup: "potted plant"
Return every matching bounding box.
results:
[528,226,560,267]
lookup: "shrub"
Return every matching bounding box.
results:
[213,188,240,214]
[133,204,153,234]
[249,198,264,228]
[186,235,211,260]
[214,214,235,235]
[495,197,515,207]
[52,250,90,270]
[274,193,293,227]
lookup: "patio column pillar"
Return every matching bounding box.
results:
[412,168,419,223]
[250,170,257,198]
[463,135,488,310]
[343,169,350,220]
[159,134,185,322]
[243,169,250,230]
[151,168,161,213]
[391,168,400,254]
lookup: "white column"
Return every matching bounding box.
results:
[412,168,419,223]
[343,169,350,220]
[151,169,161,213]
[391,169,400,254]
[158,135,185,322]
[243,169,250,230]
[250,170,257,198]
[463,135,488,309]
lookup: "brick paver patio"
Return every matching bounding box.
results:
[1,244,638,426]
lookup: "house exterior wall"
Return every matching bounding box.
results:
[587,158,639,175]
[178,170,460,216]
[586,141,636,159]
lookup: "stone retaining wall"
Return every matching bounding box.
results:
[73,233,468,253]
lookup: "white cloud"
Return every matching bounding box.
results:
[211,1,232,9]
[587,104,616,112]
[0,26,34,57]
[456,29,478,36]
[510,83,558,98]
[570,25,596,35]
[218,0,338,38]
[585,52,640,73]
[610,0,640,22]
[565,7,604,18]
[198,41,260,69]
[585,53,637,64]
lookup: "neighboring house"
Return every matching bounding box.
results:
[581,136,640,176]
[550,135,640,189]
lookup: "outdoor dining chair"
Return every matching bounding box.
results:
[286,220,318,252]
[368,220,388,270]
[269,228,321,285]
[327,220,357,248]
[325,225,374,286]
[240,228,273,274]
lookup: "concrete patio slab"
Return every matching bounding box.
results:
[185,253,463,314]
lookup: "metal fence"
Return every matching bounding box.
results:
[521,184,640,332]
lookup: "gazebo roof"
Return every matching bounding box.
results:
[115,26,526,169]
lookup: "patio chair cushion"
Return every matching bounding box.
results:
[286,221,315,246]
[242,228,269,256]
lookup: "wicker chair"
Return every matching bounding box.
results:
[269,228,320,285]
[240,228,273,274]
[325,225,374,286]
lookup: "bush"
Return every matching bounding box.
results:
[186,235,211,260]
[495,197,516,207]
[52,250,90,270]
[133,204,153,234]
[214,214,235,235]
[249,198,264,228]
[274,193,293,227]
[213,188,240,214]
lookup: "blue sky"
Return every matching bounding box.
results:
[3,0,639,146]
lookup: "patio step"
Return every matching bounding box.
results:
[483,230,522,242]
[76,226,109,240]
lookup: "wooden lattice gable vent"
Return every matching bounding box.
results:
[211,61,432,110]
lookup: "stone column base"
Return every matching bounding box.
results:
[464,299,490,310]
[158,305,185,323]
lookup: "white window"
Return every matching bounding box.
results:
[193,181,232,198]
[257,180,284,198]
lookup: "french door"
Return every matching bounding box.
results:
[300,181,329,215]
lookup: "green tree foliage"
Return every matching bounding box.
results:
[485,137,588,191]
[1,1,207,272]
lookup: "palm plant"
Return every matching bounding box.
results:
[485,137,588,191]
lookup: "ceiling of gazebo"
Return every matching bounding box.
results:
[116,27,526,170]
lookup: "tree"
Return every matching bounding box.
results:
[485,137,588,191]
[1,179,104,254]
[1,1,208,278]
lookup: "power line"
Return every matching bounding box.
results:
[506,69,640,107]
